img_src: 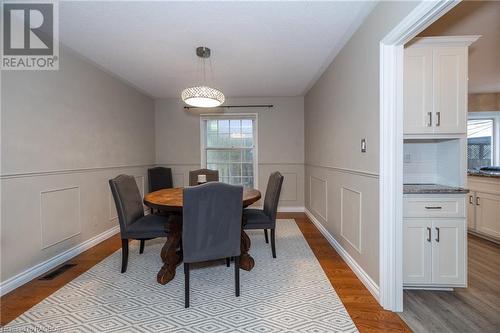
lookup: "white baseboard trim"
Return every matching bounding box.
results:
[304,208,380,301]
[253,206,305,213]
[0,225,120,296]
[279,206,305,213]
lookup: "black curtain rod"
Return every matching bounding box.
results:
[184,104,274,110]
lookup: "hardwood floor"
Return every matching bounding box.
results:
[399,234,500,333]
[1,212,410,332]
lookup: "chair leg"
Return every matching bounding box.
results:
[235,256,240,297]
[271,229,276,258]
[139,240,145,254]
[226,257,230,267]
[184,263,190,308]
[264,229,269,243]
[121,239,129,273]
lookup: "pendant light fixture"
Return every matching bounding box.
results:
[181,46,225,108]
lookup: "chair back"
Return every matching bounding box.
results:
[263,171,284,224]
[182,182,243,263]
[189,168,219,186]
[109,175,144,235]
[148,167,173,192]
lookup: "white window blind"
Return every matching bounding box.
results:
[201,115,257,188]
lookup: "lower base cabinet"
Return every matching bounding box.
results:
[403,194,467,288]
[403,218,466,287]
[468,176,500,242]
[473,192,500,240]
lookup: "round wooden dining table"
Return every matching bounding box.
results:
[143,187,261,285]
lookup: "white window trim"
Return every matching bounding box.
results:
[468,111,500,165]
[199,113,259,189]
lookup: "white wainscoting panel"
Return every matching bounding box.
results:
[40,186,81,249]
[340,187,362,253]
[173,173,185,187]
[305,164,380,293]
[310,176,327,220]
[0,165,152,294]
[134,176,145,197]
[109,190,118,221]
[280,172,298,201]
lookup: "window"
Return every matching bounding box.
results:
[467,112,500,170]
[201,115,257,188]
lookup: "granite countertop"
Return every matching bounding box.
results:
[404,184,469,194]
[468,170,500,178]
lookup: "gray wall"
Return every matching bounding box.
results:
[304,1,419,286]
[155,97,304,208]
[1,46,155,286]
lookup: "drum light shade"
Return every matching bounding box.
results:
[182,46,225,108]
[181,85,225,108]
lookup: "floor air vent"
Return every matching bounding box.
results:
[39,264,77,280]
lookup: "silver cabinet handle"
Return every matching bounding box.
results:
[469,195,473,204]
[427,227,431,242]
[427,112,432,127]
[476,197,480,206]
[435,227,440,242]
[436,112,441,127]
[425,206,442,210]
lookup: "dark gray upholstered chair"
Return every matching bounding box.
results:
[189,168,219,186]
[182,182,243,308]
[109,174,171,273]
[243,171,284,258]
[148,167,173,192]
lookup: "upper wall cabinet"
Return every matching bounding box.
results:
[404,36,480,136]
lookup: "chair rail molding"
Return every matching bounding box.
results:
[0,164,155,179]
[305,163,378,179]
[379,0,459,312]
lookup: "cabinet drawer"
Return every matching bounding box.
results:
[404,196,466,218]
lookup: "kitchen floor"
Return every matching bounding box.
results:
[399,234,500,332]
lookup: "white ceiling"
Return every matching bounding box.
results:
[59,1,376,98]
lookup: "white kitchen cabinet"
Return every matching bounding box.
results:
[432,47,467,134]
[431,219,466,285]
[403,218,466,287]
[467,193,475,230]
[403,219,432,285]
[467,176,500,242]
[403,194,467,288]
[404,36,479,136]
[475,192,500,239]
[404,47,433,134]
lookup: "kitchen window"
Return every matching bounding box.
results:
[201,115,257,188]
[467,112,500,170]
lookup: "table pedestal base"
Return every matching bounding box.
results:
[156,227,255,284]
[157,220,182,285]
[240,230,255,271]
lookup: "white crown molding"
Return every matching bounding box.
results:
[304,208,380,301]
[0,226,120,296]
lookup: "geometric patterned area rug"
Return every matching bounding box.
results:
[3,219,358,333]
